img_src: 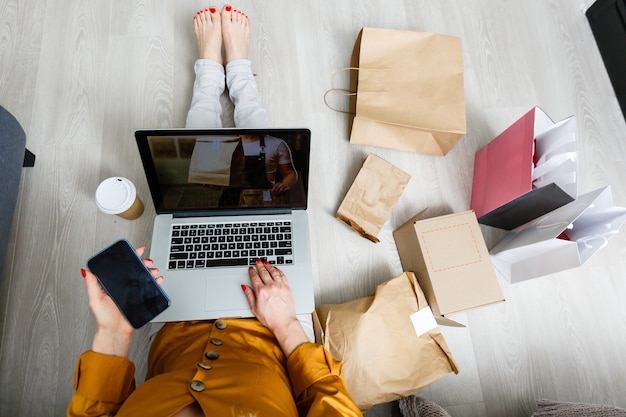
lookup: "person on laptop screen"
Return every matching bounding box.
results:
[68,5,361,417]
[238,134,298,195]
[186,132,298,207]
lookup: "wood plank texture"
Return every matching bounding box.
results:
[1,0,625,416]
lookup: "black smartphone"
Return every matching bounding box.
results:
[87,239,170,329]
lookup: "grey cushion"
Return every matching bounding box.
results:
[0,106,26,275]
[398,396,451,417]
[532,399,626,417]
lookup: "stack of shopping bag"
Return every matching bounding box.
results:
[470,106,626,282]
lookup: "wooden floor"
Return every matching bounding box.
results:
[1,0,625,416]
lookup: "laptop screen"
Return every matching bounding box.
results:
[135,129,311,214]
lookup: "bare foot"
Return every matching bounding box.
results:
[221,4,250,64]
[193,6,223,64]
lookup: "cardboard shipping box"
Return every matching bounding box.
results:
[394,210,504,325]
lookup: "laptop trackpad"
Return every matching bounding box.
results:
[204,276,246,313]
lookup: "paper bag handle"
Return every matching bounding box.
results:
[324,67,359,114]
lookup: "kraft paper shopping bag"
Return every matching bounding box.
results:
[336,153,411,242]
[327,28,466,156]
[490,186,626,282]
[471,106,578,230]
[315,272,458,411]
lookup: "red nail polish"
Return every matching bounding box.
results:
[225,5,232,11]
[256,258,262,263]
[241,284,248,292]
[209,7,216,13]
[81,268,87,278]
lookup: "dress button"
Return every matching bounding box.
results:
[197,362,212,370]
[215,320,227,330]
[190,380,205,392]
[205,350,220,360]
[211,338,223,346]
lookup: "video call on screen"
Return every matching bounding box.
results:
[147,132,309,211]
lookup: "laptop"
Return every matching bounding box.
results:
[135,128,315,322]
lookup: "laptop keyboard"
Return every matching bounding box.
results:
[167,221,293,270]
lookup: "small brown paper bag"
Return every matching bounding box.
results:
[315,272,459,411]
[336,154,411,242]
[345,28,466,156]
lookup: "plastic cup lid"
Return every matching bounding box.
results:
[95,177,137,215]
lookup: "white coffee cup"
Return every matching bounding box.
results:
[95,177,144,220]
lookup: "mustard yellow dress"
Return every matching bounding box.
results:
[67,319,362,416]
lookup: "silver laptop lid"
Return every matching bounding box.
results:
[135,129,311,216]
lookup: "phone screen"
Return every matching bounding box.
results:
[87,239,170,328]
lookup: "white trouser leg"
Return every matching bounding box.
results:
[226,59,269,128]
[185,59,226,128]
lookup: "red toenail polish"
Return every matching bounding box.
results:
[209,7,216,13]
[226,5,232,11]
[81,269,87,278]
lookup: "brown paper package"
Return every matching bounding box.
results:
[315,272,459,411]
[336,153,411,242]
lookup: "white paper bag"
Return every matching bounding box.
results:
[489,186,626,282]
[188,136,242,186]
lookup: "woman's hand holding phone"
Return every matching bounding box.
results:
[82,246,163,358]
